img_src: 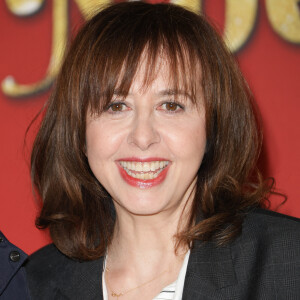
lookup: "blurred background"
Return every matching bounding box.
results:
[0,0,299,254]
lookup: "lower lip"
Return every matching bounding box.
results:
[117,163,170,189]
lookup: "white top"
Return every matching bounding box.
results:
[102,250,190,300]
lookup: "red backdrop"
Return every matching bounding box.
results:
[0,0,299,254]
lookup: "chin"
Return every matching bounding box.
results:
[113,196,169,216]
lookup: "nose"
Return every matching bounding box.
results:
[127,114,160,151]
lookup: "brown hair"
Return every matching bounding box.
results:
[31,2,271,260]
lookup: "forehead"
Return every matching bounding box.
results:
[130,55,176,91]
[88,45,203,115]
[119,49,202,96]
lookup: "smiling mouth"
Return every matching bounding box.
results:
[119,161,169,180]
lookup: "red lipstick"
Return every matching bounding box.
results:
[116,158,170,189]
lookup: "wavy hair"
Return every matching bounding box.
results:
[31,2,272,260]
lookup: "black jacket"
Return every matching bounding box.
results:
[25,208,300,299]
[0,231,31,300]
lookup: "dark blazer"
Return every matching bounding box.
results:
[25,208,300,299]
[0,231,31,300]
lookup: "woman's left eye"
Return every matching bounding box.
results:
[158,102,184,113]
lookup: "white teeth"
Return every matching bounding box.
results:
[119,161,169,172]
[136,162,142,172]
[143,163,150,172]
[119,160,169,180]
[150,162,156,171]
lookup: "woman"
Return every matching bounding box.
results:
[25,2,300,299]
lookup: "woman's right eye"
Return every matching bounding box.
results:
[106,102,129,113]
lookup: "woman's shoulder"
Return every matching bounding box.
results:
[233,207,300,261]
[24,244,73,298]
[244,207,300,234]
[229,208,300,296]
[25,243,71,276]
[25,244,104,299]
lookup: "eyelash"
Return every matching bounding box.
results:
[105,101,129,113]
[158,101,184,113]
[105,101,185,114]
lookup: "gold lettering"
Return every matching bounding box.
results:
[2,0,68,97]
[266,0,300,44]
[4,0,298,97]
[74,0,111,20]
[171,0,201,14]
[5,0,44,16]
[223,0,258,52]
[2,0,112,97]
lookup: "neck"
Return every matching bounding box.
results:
[107,195,193,270]
[104,189,194,300]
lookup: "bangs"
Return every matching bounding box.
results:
[83,3,201,115]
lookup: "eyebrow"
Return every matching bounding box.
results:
[157,89,192,100]
[112,90,128,96]
[112,89,192,100]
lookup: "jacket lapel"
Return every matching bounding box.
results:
[182,240,237,299]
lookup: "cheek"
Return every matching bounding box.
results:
[85,125,118,188]
[86,121,124,160]
[86,128,106,160]
[160,119,206,159]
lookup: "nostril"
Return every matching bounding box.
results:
[127,121,160,150]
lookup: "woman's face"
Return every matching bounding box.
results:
[86,58,206,217]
